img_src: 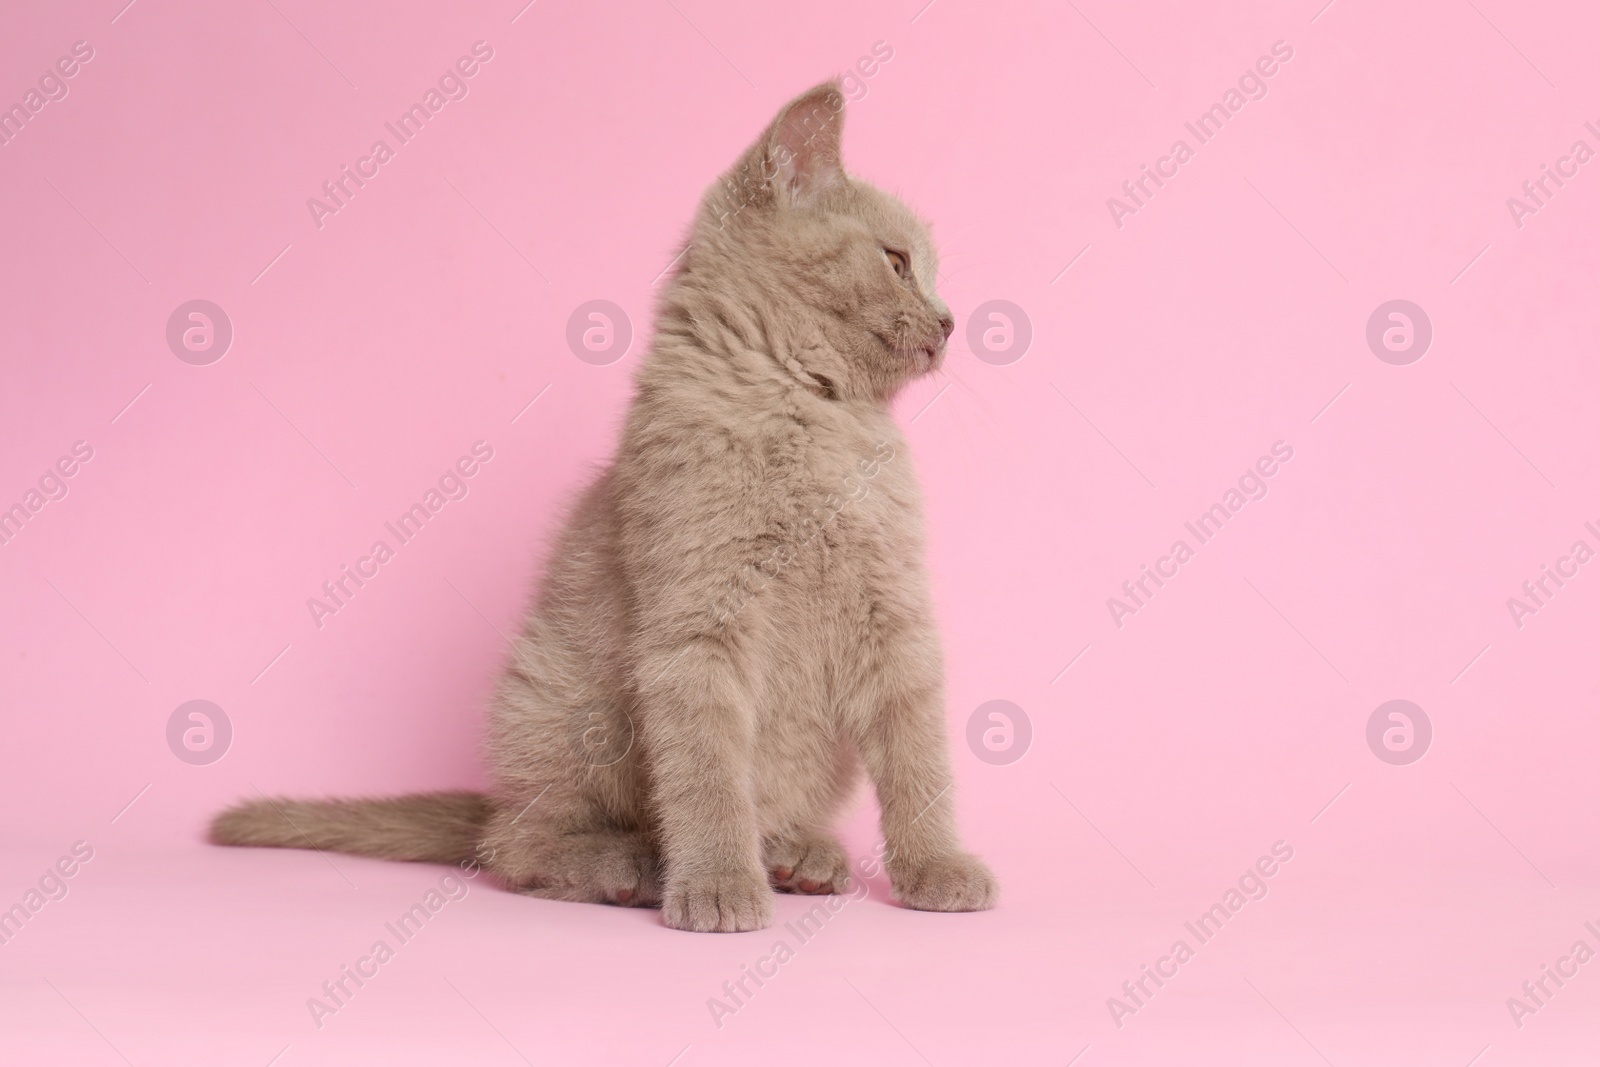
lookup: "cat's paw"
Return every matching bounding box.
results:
[499,830,661,907]
[662,869,774,932]
[579,832,662,907]
[891,852,998,912]
[765,834,853,895]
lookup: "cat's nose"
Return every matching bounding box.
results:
[939,316,954,341]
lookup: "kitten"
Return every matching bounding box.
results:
[212,82,998,932]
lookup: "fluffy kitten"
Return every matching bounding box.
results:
[212,82,998,932]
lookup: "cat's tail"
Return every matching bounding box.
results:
[208,791,490,866]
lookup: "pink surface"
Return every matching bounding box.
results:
[3,0,1599,1063]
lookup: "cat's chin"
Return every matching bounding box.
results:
[899,346,940,376]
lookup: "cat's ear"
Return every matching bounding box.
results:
[763,82,846,205]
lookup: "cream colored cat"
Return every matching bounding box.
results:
[212,81,997,932]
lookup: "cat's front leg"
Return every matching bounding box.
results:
[853,673,998,913]
[636,640,774,933]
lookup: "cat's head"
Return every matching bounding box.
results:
[683,82,952,402]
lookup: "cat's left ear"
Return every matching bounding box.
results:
[763,81,846,205]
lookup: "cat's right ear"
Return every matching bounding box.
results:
[761,82,846,206]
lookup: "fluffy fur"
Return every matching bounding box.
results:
[212,82,997,932]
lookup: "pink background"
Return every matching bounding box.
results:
[4,0,1600,1063]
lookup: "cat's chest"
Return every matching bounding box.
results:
[773,427,917,582]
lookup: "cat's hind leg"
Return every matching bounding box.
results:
[481,790,661,907]
[763,832,853,895]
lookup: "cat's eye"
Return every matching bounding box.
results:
[883,248,910,279]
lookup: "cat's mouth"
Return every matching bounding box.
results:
[900,345,941,373]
